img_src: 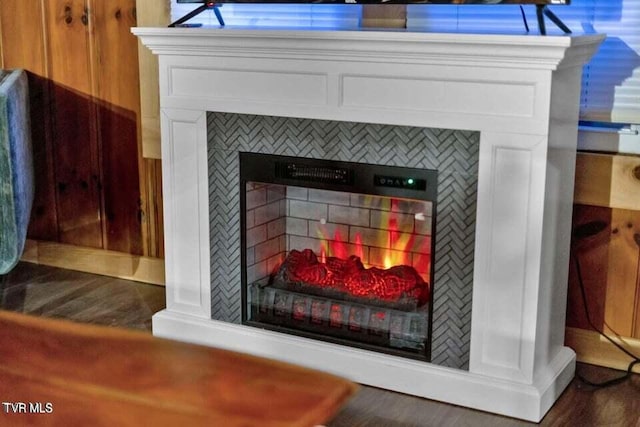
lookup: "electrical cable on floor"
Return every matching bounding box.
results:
[573,254,640,387]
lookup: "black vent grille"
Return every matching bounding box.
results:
[276,162,353,185]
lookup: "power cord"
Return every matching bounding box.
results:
[573,253,640,387]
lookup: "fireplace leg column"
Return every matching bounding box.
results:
[469,130,576,411]
[158,108,211,319]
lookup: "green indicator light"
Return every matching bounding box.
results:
[407,178,415,185]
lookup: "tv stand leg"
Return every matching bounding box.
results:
[535,5,571,36]
[169,2,225,28]
[543,7,571,34]
[212,6,225,26]
[536,5,546,35]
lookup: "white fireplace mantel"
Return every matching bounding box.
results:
[134,27,603,422]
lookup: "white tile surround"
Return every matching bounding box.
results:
[134,27,604,421]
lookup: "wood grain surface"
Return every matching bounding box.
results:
[46,0,104,248]
[566,327,640,375]
[568,204,640,343]
[574,152,640,211]
[134,0,168,258]
[0,1,157,258]
[0,310,357,427]
[604,209,640,338]
[21,239,165,285]
[0,261,165,330]
[90,0,144,255]
[135,0,170,160]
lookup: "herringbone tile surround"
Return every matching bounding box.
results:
[207,113,479,369]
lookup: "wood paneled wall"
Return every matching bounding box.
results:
[136,0,170,160]
[568,204,640,339]
[135,0,169,258]
[0,0,164,259]
[568,153,640,372]
[569,153,640,340]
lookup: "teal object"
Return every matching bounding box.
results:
[0,69,33,274]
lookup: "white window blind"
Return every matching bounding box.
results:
[407,3,531,33]
[566,0,639,125]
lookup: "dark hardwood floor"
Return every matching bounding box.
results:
[329,364,640,426]
[1,261,639,426]
[0,261,165,331]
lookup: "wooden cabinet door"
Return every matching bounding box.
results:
[45,0,103,248]
[89,0,143,254]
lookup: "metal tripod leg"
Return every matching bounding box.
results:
[536,5,571,36]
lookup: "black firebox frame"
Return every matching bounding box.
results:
[239,152,438,362]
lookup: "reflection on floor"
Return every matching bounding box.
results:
[1,261,638,426]
[0,262,165,331]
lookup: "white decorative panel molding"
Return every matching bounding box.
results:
[341,76,536,118]
[161,109,211,318]
[169,67,328,105]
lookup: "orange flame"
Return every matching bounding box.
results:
[381,209,415,269]
[332,229,348,260]
[313,198,430,276]
[354,233,364,261]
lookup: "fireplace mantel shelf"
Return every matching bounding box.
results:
[137,27,600,69]
[134,27,604,422]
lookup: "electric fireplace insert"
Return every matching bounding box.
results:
[240,152,437,360]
